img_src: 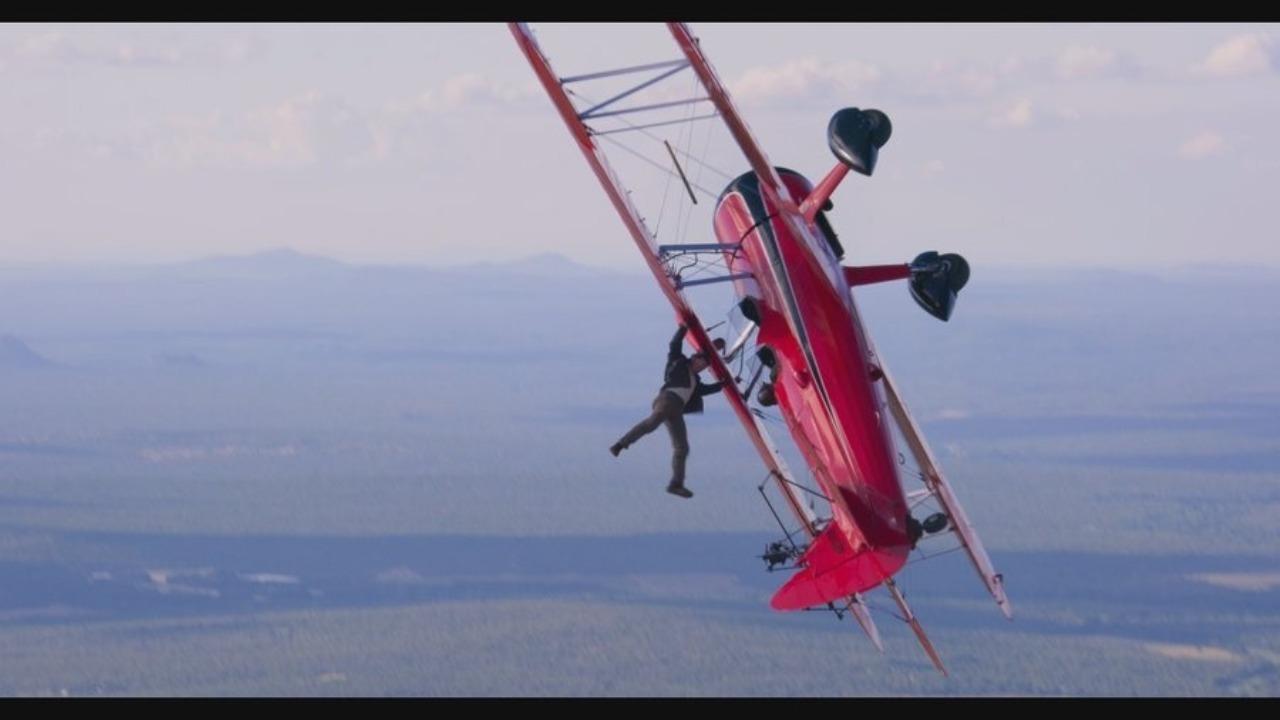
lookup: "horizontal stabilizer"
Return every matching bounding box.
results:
[770,525,903,611]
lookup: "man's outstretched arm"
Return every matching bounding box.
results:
[669,325,689,360]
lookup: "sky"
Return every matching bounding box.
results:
[0,23,1277,270]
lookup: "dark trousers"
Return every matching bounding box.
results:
[616,390,688,486]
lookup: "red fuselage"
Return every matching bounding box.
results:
[714,169,911,595]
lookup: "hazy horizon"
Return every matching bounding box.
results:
[7,245,1280,278]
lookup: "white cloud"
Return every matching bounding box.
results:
[529,45,1142,119]
[13,32,66,60]
[990,98,1035,129]
[1178,130,1226,159]
[1056,46,1118,80]
[896,46,1139,105]
[888,59,1003,103]
[1056,106,1082,122]
[728,56,882,107]
[725,55,1032,108]
[220,34,266,64]
[420,72,540,110]
[252,92,374,165]
[358,73,540,164]
[5,29,271,70]
[11,31,185,67]
[146,91,378,170]
[22,69,531,172]
[1193,34,1274,78]
[112,42,183,67]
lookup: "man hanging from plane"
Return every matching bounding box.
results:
[610,324,724,499]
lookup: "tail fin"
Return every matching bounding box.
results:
[770,525,905,611]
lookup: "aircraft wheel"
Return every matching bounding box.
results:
[923,512,950,534]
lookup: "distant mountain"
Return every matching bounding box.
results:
[444,252,629,279]
[147,248,626,283]
[0,335,54,368]
[163,248,350,280]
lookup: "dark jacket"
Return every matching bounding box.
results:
[662,326,724,415]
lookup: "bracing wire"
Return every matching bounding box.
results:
[565,85,735,182]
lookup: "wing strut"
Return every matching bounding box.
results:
[843,595,885,653]
[885,578,947,676]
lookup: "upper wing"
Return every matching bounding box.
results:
[509,22,819,535]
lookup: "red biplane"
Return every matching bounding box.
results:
[511,23,1012,675]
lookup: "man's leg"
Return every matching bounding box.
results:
[613,393,669,453]
[664,405,690,496]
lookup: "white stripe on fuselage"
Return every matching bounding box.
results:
[730,188,867,532]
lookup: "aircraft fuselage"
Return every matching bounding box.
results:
[713,169,911,600]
